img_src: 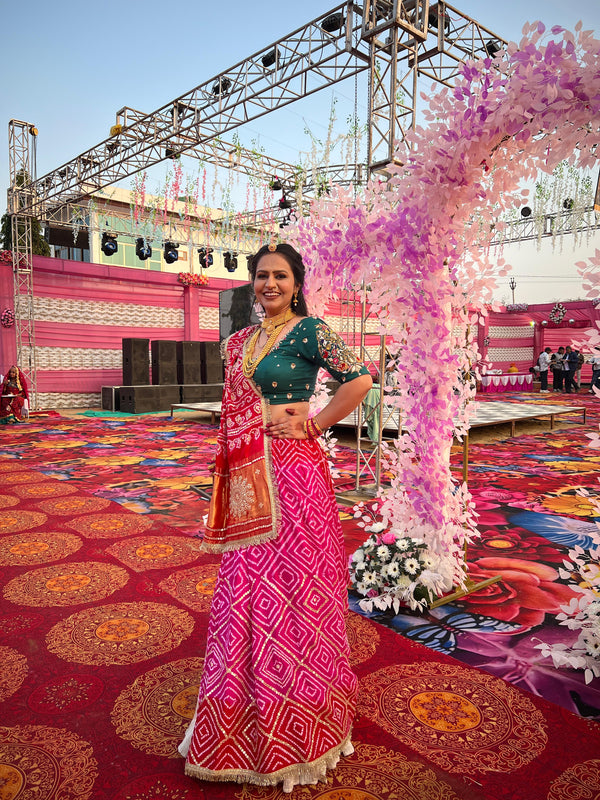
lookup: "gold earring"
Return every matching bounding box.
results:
[293,289,298,309]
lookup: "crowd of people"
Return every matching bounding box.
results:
[535,346,600,394]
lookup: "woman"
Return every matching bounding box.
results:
[1,365,29,423]
[180,242,372,792]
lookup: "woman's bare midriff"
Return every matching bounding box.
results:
[268,400,310,424]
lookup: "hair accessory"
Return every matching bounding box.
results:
[268,236,277,252]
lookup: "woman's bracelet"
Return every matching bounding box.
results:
[303,416,324,439]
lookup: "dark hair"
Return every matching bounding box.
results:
[248,243,309,317]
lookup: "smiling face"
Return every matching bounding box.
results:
[8,368,17,380]
[253,253,299,318]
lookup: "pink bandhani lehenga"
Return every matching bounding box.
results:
[179,328,357,792]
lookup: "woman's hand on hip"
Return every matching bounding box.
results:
[265,408,307,439]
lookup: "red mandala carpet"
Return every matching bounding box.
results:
[0,403,599,798]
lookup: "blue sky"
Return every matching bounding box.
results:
[1,0,598,302]
[1,0,598,200]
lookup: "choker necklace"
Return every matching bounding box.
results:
[242,307,295,378]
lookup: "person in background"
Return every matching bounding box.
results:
[564,346,578,393]
[538,347,552,393]
[0,365,29,423]
[552,347,565,392]
[589,350,600,393]
[575,350,585,390]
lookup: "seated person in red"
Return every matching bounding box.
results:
[1,366,29,423]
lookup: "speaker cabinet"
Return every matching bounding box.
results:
[101,386,121,411]
[180,383,224,403]
[200,341,223,384]
[119,385,180,414]
[176,341,202,385]
[151,340,178,385]
[122,338,150,385]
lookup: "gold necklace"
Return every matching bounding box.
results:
[242,307,295,378]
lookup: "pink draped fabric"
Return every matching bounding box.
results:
[480,373,533,393]
[181,436,357,790]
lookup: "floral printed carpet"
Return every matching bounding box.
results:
[1,398,600,798]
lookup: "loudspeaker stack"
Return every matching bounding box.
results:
[176,341,202,385]
[151,340,178,385]
[122,338,150,385]
[200,341,223,384]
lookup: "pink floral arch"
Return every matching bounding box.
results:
[290,21,600,588]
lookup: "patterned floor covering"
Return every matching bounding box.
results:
[1,396,600,798]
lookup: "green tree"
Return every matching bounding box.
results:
[0,211,50,256]
[1,168,50,257]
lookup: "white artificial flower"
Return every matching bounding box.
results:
[404,557,420,575]
[419,554,435,569]
[352,550,365,564]
[376,545,391,562]
[396,575,411,589]
[370,522,385,533]
[356,581,368,595]
[362,571,377,585]
[395,539,410,551]
[387,562,400,578]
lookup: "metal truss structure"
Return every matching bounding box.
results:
[492,205,600,245]
[8,0,508,456]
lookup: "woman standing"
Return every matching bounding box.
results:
[180,242,372,792]
[1,365,29,423]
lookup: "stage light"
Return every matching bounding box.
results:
[224,252,238,273]
[520,206,532,218]
[165,147,180,160]
[198,247,214,269]
[163,242,179,264]
[270,177,282,191]
[212,78,231,97]
[321,12,344,33]
[279,195,291,210]
[136,237,152,261]
[563,198,574,210]
[484,40,501,58]
[262,48,279,68]
[101,233,118,257]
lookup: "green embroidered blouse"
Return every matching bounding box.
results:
[251,317,369,404]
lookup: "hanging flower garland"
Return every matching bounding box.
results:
[288,21,600,606]
[1,308,15,328]
[177,272,208,287]
[0,250,12,264]
[549,303,567,324]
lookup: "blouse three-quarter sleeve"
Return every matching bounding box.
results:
[309,319,370,384]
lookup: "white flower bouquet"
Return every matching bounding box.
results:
[348,518,454,613]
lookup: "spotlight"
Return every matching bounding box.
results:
[163,242,179,264]
[198,247,214,269]
[101,233,118,257]
[321,12,344,33]
[563,198,574,210]
[212,77,231,96]
[270,177,282,191]
[484,39,501,58]
[135,237,152,261]
[279,195,291,210]
[261,48,279,68]
[165,147,180,160]
[520,206,532,218]
[224,252,238,273]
